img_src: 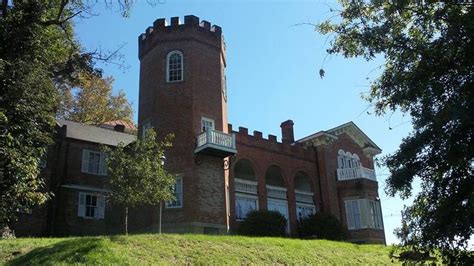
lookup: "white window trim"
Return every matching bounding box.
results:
[166,176,183,209]
[345,199,362,230]
[235,193,259,221]
[337,149,361,169]
[166,50,184,82]
[201,117,215,132]
[78,192,105,219]
[345,198,383,230]
[267,198,290,232]
[81,149,108,176]
[296,202,316,222]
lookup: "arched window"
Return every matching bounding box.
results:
[353,154,361,167]
[338,150,345,169]
[338,150,362,169]
[234,159,258,220]
[166,50,183,82]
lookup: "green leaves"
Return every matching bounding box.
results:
[105,129,176,208]
[318,1,474,263]
[58,72,134,125]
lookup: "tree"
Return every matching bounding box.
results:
[104,129,176,235]
[0,0,135,232]
[57,72,134,125]
[0,0,85,231]
[317,1,473,263]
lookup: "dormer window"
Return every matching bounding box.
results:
[166,50,183,82]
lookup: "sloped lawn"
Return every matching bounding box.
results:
[0,234,398,265]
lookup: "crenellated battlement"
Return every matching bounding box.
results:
[228,124,314,161]
[138,15,225,60]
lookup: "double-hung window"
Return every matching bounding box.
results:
[345,199,362,230]
[369,200,383,229]
[78,192,105,219]
[296,204,316,222]
[345,199,383,230]
[166,50,183,82]
[235,195,258,220]
[201,117,215,132]
[81,149,108,176]
[166,176,183,208]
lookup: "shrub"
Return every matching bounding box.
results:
[237,210,287,237]
[298,212,346,240]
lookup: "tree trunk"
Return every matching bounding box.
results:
[125,206,128,235]
[159,201,162,234]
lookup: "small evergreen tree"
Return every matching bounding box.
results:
[104,129,175,235]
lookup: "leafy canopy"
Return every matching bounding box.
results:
[57,72,134,125]
[0,1,81,226]
[0,0,135,229]
[104,129,176,208]
[317,1,473,263]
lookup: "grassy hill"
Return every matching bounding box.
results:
[0,234,398,265]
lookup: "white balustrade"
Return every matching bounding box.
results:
[266,185,287,199]
[196,129,236,150]
[235,178,258,194]
[295,190,314,203]
[337,167,377,182]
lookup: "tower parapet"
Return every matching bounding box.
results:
[138,15,225,62]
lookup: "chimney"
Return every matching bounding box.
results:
[114,124,125,133]
[280,120,294,143]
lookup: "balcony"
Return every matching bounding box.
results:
[235,178,258,194]
[295,190,314,204]
[337,167,377,182]
[194,129,237,157]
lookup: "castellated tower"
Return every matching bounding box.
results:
[138,15,236,233]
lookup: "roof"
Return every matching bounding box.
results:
[297,121,381,152]
[101,120,137,133]
[326,121,381,151]
[57,119,136,146]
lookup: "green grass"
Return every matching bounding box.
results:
[0,234,399,265]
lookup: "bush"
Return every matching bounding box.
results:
[298,213,346,240]
[237,210,287,237]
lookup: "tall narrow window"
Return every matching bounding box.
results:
[166,50,183,82]
[141,120,152,139]
[166,176,183,208]
[345,199,362,230]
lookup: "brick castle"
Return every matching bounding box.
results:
[14,15,385,244]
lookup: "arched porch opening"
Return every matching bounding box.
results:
[294,171,316,222]
[233,159,258,220]
[265,165,289,232]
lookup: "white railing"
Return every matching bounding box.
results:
[295,190,314,203]
[235,178,258,194]
[266,185,287,199]
[337,167,377,181]
[196,129,236,150]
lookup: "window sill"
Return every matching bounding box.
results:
[80,216,103,220]
[165,206,183,209]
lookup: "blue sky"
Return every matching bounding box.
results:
[74,0,415,244]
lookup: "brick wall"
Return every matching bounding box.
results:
[228,126,319,236]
